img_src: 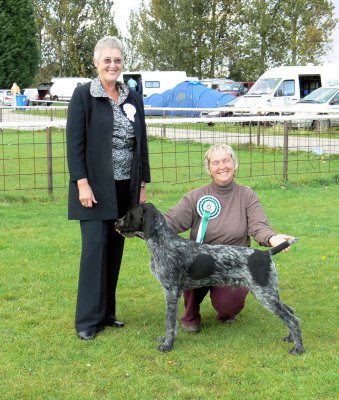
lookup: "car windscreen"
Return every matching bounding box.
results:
[248,78,280,95]
[298,87,339,104]
[220,83,242,91]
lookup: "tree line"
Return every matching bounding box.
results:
[0,0,337,89]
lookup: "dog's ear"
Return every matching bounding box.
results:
[142,203,155,239]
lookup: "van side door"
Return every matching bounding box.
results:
[273,79,297,106]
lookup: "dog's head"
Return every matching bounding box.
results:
[115,203,156,240]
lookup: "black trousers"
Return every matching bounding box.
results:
[75,180,130,332]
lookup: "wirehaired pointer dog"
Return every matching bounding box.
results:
[115,203,304,354]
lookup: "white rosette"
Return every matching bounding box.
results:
[123,103,136,122]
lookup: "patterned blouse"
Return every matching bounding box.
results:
[90,77,136,180]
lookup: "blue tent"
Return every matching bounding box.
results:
[144,81,235,116]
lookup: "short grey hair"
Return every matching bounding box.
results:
[204,143,239,172]
[93,36,124,61]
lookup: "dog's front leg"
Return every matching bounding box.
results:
[157,287,180,352]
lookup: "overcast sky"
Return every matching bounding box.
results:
[113,0,339,64]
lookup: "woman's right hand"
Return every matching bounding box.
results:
[77,178,98,208]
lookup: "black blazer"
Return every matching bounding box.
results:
[66,82,151,220]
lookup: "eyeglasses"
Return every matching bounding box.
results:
[101,57,123,65]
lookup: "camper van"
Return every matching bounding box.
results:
[49,77,92,101]
[234,65,339,115]
[121,71,187,97]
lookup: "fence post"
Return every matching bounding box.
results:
[283,121,289,182]
[249,125,253,176]
[161,109,166,137]
[46,127,53,195]
[256,121,261,146]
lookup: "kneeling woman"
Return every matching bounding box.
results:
[165,143,293,332]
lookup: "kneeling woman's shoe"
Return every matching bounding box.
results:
[106,315,125,328]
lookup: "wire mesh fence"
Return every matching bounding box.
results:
[0,106,338,194]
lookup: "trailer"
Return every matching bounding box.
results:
[121,71,187,97]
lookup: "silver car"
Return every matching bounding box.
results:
[283,86,339,130]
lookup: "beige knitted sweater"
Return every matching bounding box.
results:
[164,180,276,248]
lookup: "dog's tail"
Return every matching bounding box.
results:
[269,238,298,256]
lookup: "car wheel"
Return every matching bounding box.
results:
[313,119,330,132]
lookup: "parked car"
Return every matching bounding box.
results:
[200,78,234,91]
[0,89,11,105]
[219,82,255,96]
[36,82,53,105]
[282,86,339,130]
[205,97,240,118]
[23,88,39,106]
[202,97,240,125]
[234,65,339,116]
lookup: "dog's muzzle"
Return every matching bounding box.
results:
[115,219,139,238]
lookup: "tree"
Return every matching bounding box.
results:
[0,0,39,88]
[32,0,119,81]
[123,10,144,70]
[279,0,337,65]
[130,0,236,79]
[127,0,337,82]
[229,0,337,81]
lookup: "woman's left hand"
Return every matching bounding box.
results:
[140,185,147,204]
[269,234,294,251]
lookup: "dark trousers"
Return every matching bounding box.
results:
[182,286,249,326]
[75,180,130,332]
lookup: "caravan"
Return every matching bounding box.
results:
[121,71,187,97]
[234,65,339,115]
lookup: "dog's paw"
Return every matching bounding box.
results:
[283,334,293,343]
[156,336,166,344]
[157,343,173,352]
[289,346,305,355]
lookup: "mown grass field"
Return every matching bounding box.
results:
[0,175,338,399]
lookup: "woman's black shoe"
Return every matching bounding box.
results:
[106,315,125,328]
[77,330,97,340]
[77,325,104,340]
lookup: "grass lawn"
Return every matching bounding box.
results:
[0,178,338,399]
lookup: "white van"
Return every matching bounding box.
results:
[121,71,187,97]
[49,77,92,101]
[234,65,339,115]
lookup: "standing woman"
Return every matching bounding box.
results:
[67,36,150,340]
